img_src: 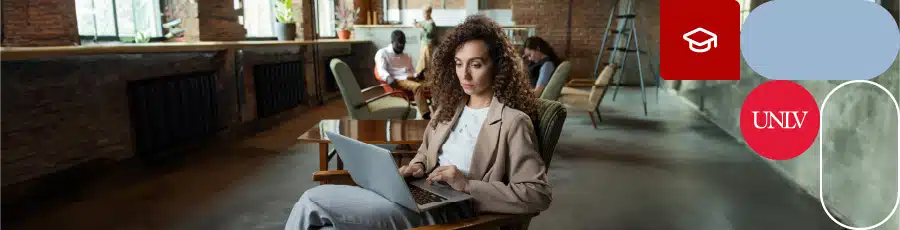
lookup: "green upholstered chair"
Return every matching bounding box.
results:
[531,99,567,168]
[329,58,417,120]
[312,99,568,230]
[539,61,572,101]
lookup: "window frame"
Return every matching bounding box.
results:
[77,0,167,43]
[314,0,337,39]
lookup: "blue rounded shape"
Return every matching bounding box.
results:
[741,0,900,80]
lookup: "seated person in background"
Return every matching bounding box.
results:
[523,36,562,97]
[284,15,552,230]
[376,30,432,119]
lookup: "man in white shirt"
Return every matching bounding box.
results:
[375,30,432,119]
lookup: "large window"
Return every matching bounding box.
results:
[315,0,337,38]
[237,0,277,38]
[75,0,343,40]
[75,0,163,40]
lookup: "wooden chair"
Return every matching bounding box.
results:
[312,99,568,229]
[558,63,618,128]
[330,59,417,120]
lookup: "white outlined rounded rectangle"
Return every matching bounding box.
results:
[819,80,899,230]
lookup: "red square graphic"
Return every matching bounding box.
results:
[660,0,741,81]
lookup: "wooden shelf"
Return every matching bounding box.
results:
[0,39,371,61]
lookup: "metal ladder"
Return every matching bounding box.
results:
[591,0,659,116]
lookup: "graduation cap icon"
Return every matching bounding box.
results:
[683,28,717,53]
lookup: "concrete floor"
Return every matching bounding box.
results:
[5,88,845,230]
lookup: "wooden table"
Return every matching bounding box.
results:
[298,119,429,171]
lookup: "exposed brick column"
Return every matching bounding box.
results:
[197,0,247,41]
[1,0,80,46]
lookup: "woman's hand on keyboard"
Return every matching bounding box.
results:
[399,163,425,178]
[427,165,471,194]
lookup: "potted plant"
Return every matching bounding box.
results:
[335,6,359,40]
[274,0,296,40]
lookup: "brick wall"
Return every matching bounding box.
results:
[239,47,308,121]
[1,53,223,187]
[512,0,660,84]
[1,0,80,46]
[511,0,573,72]
[486,0,510,9]
[0,42,378,204]
[197,0,247,41]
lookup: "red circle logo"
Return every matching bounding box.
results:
[740,80,820,160]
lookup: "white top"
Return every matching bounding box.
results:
[374,46,415,82]
[438,105,491,176]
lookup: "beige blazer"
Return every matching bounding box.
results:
[410,96,552,214]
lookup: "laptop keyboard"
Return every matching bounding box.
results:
[410,185,447,205]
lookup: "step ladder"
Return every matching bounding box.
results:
[591,0,661,116]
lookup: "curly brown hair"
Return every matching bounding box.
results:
[425,15,540,126]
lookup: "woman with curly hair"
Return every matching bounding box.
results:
[284,15,551,230]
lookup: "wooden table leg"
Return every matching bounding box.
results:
[319,143,328,171]
[337,156,343,170]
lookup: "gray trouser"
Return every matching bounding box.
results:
[285,185,466,230]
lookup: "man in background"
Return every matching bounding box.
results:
[375,30,432,119]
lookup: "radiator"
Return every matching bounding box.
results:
[253,61,306,118]
[127,71,221,157]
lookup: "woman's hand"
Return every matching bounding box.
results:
[399,163,425,178]
[427,165,471,193]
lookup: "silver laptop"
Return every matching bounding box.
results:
[325,131,474,213]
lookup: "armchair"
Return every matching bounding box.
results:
[330,59,417,120]
[311,99,568,229]
[374,68,433,111]
[539,61,572,101]
[558,63,618,128]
